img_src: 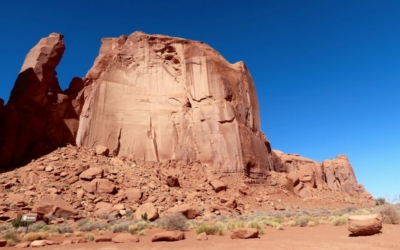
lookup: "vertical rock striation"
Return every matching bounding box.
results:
[75,32,273,174]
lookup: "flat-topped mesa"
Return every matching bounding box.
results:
[273,150,373,201]
[0,33,81,166]
[76,31,273,174]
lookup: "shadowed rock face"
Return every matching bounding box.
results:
[0,33,81,166]
[75,32,273,173]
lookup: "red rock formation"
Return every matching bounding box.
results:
[0,33,81,166]
[273,150,373,200]
[75,32,273,174]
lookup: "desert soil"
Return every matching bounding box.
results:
[5,225,399,250]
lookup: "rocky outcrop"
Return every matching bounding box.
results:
[75,31,273,174]
[0,33,82,166]
[273,150,373,200]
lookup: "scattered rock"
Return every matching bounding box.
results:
[14,242,30,248]
[231,228,259,239]
[94,236,112,242]
[166,204,201,219]
[197,232,208,240]
[32,193,77,216]
[90,179,116,194]
[30,240,47,247]
[112,233,140,243]
[151,231,186,242]
[95,145,109,156]
[80,168,104,180]
[126,188,142,201]
[210,179,226,192]
[0,240,6,247]
[135,203,159,221]
[348,214,382,236]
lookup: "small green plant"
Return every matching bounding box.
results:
[297,215,316,227]
[141,213,148,221]
[11,214,27,228]
[307,221,316,227]
[85,233,95,242]
[286,220,297,227]
[138,230,146,236]
[276,224,285,230]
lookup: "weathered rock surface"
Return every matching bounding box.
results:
[197,232,208,240]
[75,31,273,174]
[151,231,186,242]
[0,33,82,166]
[273,150,373,201]
[134,202,159,221]
[348,214,383,236]
[230,228,259,239]
[32,193,77,216]
[112,233,140,243]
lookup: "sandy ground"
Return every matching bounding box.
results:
[6,224,400,250]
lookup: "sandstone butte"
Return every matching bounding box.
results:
[0,32,373,202]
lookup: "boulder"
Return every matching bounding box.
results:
[14,243,30,249]
[348,214,383,236]
[151,231,185,242]
[197,232,208,240]
[210,179,226,192]
[30,240,47,247]
[125,188,142,201]
[94,236,112,242]
[32,193,77,216]
[165,204,200,219]
[134,203,159,221]
[0,240,6,247]
[79,167,103,180]
[90,179,116,194]
[112,233,140,243]
[95,145,109,156]
[230,228,259,239]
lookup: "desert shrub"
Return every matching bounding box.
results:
[1,232,20,243]
[76,218,90,228]
[247,221,264,234]
[187,220,199,229]
[74,231,82,236]
[195,224,220,235]
[58,224,74,233]
[128,225,138,234]
[11,215,27,228]
[380,204,400,224]
[375,197,386,206]
[0,225,10,232]
[297,215,315,227]
[27,221,47,232]
[125,210,134,217]
[286,220,297,227]
[271,217,284,224]
[79,221,109,231]
[330,215,348,226]
[135,221,149,231]
[85,233,94,242]
[23,232,49,241]
[339,206,357,214]
[157,213,188,231]
[307,221,316,227]
[227,221,244,231]
[138,230,146,236]
[111,221,131,233]
[276,224,285,230]
[60,214,70,220]
[64,233,71,237]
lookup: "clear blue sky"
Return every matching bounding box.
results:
[1,0,399,200]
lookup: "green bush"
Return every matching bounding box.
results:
[247,221,264,234]
[141,213,148,221]
[85,233,95,242]
[331,215,348,226]
[375,197,386,206]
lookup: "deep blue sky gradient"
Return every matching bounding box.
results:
[1,0,399,200]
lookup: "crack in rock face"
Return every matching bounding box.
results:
[75,32,273,174]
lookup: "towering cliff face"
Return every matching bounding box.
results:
[0,33,81,166]
[75,32,273,174]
